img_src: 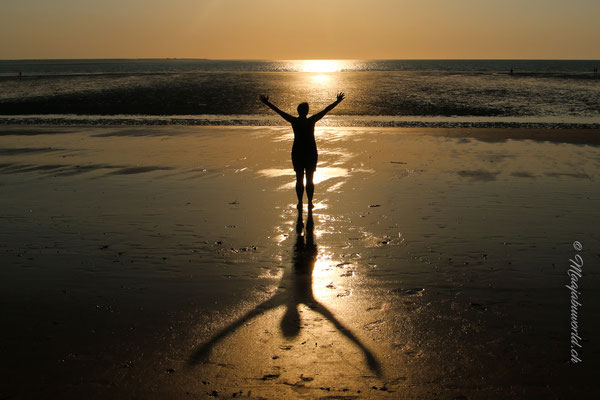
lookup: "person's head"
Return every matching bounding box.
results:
[297,102,309,117]
[281,304,301,337]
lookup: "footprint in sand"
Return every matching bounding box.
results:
[363,320,384,331]
[392,287,424,296]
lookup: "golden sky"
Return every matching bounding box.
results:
[1,0,599,59]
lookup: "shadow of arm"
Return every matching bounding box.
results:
[309,301,382,377]
[188,298,279,365]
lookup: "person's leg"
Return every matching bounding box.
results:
[306,169,315,209]
[295,169,304,210]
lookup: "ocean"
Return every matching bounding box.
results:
[1,59,599,128]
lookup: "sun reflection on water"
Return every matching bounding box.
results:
[311,74,331,84]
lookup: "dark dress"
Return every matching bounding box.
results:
[290,116,318,172]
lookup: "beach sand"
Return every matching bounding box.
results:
[1,125,599,398]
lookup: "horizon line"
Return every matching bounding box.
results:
[1,57,599,62]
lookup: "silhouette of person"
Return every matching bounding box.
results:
[260,92,345,210]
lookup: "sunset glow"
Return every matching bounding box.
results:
[1,0,598,59]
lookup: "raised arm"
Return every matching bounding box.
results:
[260,95,295,123]
[310,92,345,122]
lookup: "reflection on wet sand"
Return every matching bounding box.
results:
[3,125,598,397]
[189,210,381,376]
[257,166,351,191]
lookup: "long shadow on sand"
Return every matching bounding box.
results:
[189,210,381,376]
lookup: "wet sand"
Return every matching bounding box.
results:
[1,125,599,399]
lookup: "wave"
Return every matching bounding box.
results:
[1,114,599,130]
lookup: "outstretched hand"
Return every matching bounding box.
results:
[336,92,345,102]
[259,94,270,104]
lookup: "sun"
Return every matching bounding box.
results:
[298,60,343,73]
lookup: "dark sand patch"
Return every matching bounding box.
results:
[480,151,516,163]
[0,163,140,176]
[456,169,500,182]
[91,129,177,138]
[54,164,123,176]
[106,166,175,175]
[0,127,73,136]
[0,147,61,155]
[2,164,66,173]
[419,128,600,146]
[510,171,537,178]
[545,171,591,179]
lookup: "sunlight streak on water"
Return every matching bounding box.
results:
[310,74,332,84]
